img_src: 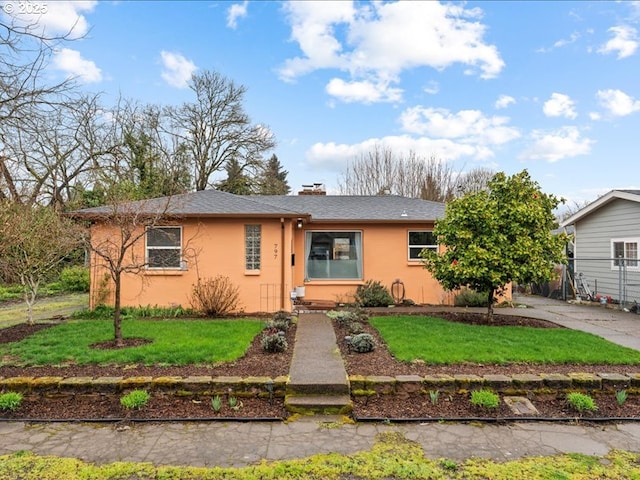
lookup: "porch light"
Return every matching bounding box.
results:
[296,218,303,229]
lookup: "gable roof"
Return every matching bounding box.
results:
[560,190,640,227]
[71,189,446,223]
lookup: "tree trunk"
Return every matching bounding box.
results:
[113,273,123,347]
[486,288,495,323]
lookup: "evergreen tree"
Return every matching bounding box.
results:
[258,154,290,195]
[216,158,253,195]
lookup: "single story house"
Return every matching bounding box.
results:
[561,189,640,305]
[74,185,461,313]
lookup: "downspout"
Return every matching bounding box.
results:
[280,218,286,310]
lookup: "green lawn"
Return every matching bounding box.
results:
[0,318,264,366]
[371,315,640,365]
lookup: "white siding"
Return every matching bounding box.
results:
[573,199,640,304]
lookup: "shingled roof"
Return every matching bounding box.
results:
[72,189,446,223]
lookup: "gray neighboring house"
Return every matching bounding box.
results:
[561,190,640,306]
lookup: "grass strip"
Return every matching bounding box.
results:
[0,435,638,479]
[370,315,640,364]
[0,318,264,366]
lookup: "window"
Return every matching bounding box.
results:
[146,226,182,269]
[612,239,639,268]
[408,231,438,260]
[305,231,362,280]
[245,224,261,271]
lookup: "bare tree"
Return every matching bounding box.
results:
[72,189,180,346]
[0,94,116,208]
[166,70,276,191]
[338,146,458,201]
[454,167,495,196]
[97,99,192,200]
[0,201,82,323]
[0,17,75,124]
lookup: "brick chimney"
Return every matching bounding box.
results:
[298,183,326,195]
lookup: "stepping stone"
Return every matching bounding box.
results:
[504,396,539,416]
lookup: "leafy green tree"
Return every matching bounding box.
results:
[258,154,290,195]
[422,170,569,321]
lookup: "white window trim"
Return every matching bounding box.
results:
[611,237,639,270]
[245,224,261,272]
[146,226,183,270]
[408,230,438,261]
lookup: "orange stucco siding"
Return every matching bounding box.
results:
[89,217,465,313]
[292,222,453,305]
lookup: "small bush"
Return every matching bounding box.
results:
[211,395,222,412]
[567,392,597,413]
[0,392,23,411]
[345,320,365,334]
[120,390,151,410]
[189,275,240,316]
[470,390,500,409]
[354,280,394,307]
[455,288,489,307]
[262,333,288,353]
[616,390,628,406]
[60,266,90,292]
[350,333,376,353]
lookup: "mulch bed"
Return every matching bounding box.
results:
[2,311,640,421]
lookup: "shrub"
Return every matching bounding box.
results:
[60,266,90,292]
[345,320,365,334]
[567,392,597,413]
[120,390,151,410]
[616,390,628,406]
[454,288,489,307]
[266,311,293,331]
[211,395,222,412]
[189,275,240,316]
[0,392,23,411]
[350,333,376,353]
[354,280,394,307]
[262,332,288,353]
[470,390,500,409]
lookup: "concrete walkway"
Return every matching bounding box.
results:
[1,418,640,468]
[286,312,351,413]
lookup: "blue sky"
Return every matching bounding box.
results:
[3,1,639,206]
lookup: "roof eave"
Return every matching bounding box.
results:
[561,190,640,227]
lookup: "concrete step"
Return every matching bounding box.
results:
[286,379,350,396]
[285,394,353,415]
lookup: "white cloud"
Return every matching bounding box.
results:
[495,95,515,109]
[2,1,96,39]
[280,1,504,104]
[160,51,197,89]
[325,78,402,103]
[52,48,102,83]
[596,89,640,116]
[589,112,601,121]
[227,1,248,29]
[305,135,484,171]
[399,107,520,146]
[423,81,439,95]
[543,93,577,119]
[598,25,639,59]
[519,127,594,163]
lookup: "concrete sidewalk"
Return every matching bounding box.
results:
[1,419,640,468]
